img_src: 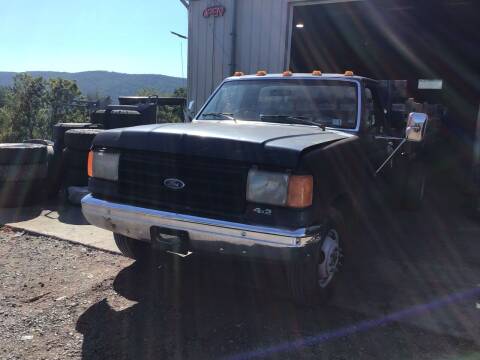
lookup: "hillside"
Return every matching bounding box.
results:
[0,71,186,101]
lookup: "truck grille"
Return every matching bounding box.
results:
[117,151,249,215]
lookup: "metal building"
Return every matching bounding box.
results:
[183,0,480,196]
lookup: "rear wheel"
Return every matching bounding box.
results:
[287,207,346,306]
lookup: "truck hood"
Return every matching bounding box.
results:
[93,121,352,168]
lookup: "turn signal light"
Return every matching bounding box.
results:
[87,150,94,177]
[312,70,322,76]
[287,175,313,208]
[233,71,244,76]
[256,70,267,76]
[282,70,293,77]
[344,70,354,76]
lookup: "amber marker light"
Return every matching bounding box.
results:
[344,70,354,76]
[233,71,244,76]
[312,70,322,76]
[283,70,293,77]
[287,175,313,208]
[87,150,94,177]
[256,70,267,76]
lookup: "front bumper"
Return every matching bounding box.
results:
[81,195,320,261]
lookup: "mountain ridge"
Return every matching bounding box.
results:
[0,71,186,100]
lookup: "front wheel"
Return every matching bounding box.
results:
[114,233,152,262]
[287,208,346,306]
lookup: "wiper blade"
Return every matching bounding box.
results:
[260,114,325,130]
[200,112,235,120]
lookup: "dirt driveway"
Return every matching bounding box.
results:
[1,201,480,359]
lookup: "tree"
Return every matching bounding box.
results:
[136,87,187,123]
[0,75,86,142]
[0,86,7,108]
[173,87,187,98]
[5,74,47,141]
[46,78,84,136]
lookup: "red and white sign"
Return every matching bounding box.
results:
[203,6,225,18]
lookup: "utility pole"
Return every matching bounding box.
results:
[170,32,188,79]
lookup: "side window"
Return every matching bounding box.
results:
[206,83,244,114]
[364,85,386,134]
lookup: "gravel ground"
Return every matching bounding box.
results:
[0,227,132,360]
[0,220,479,360]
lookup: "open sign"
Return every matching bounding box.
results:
[203,6,225,18]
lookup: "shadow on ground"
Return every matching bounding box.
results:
[76,182,480,360]
[76,220,480,360]
[0,194,90,226]
[0,205,43,224]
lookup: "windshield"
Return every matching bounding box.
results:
[198,79,359,129]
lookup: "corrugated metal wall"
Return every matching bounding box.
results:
[187,0,363,112]
[187,0,294,113]
[188,0,234,114]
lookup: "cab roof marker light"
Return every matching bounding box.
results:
[256,70,267,76]
[312,70,322,76]
[283,70,293,77]
[233,71,244,76]
[344,70,354,76]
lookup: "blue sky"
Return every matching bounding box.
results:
[0,0,188,77]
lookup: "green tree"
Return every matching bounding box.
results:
[0,107,9,142]
[173,87,187,98]
[0,75,86,141]
[0,86,7,108]
[46,78,84,135]
[136,87,186,123]
[4,74,47,141]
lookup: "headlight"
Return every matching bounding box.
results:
[88,150,120,181]
[246,169,313,208]
[247,169,289,206]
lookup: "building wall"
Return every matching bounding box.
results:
[188,0,232,114]
[187,0,297,113]
[187,0,359,112]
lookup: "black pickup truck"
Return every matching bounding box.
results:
[81,72,428,303]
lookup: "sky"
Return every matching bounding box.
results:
[0,0,188,77]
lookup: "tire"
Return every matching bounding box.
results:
[287,207,347,306]
[64,129,103,151]
[66,186,90,206]
[114,233,151,261]
[0,143,48,165]
[106,110,141,129]
[63,148,88,171]
[0,179,46,208]
[53,123,92,150]
[23,139,54,147]
[401,161,426,210]
[91,110,106,126]
[63,168,89,188]
[46,152,64,198]
[0,163,47,181]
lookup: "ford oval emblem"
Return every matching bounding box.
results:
[163,178,186,190]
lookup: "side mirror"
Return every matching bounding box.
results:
[184,100,195,122]
[406,112,428,142]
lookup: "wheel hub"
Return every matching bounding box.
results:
[318,229,341,288]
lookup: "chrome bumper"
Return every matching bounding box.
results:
[81,195,318,259]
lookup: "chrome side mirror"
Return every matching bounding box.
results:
[406,112,428,142]
[184,100,195,122]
